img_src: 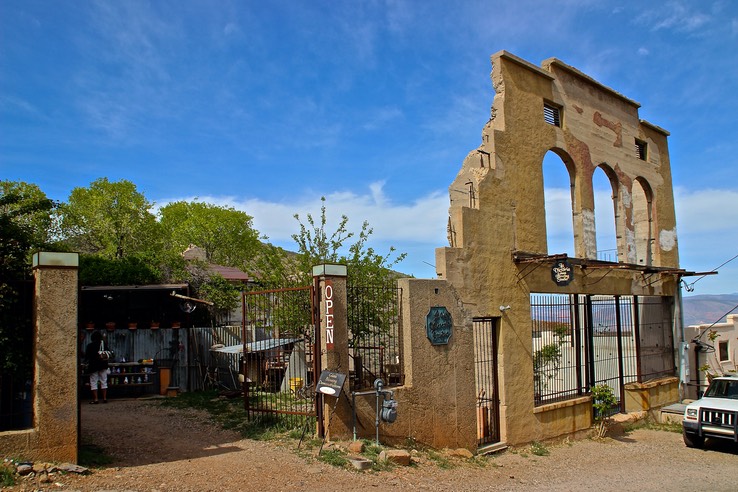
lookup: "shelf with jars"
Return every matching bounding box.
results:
[107,361,157,387]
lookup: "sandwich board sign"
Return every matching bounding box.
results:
[315,370,346,398]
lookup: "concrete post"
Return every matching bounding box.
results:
[312,264,353,440]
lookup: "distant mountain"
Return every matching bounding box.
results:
[683,293,738,327]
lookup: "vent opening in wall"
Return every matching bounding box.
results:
[635,139,647,160]
[544,102,561,127]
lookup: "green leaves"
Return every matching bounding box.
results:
[159,200,260,269]
[254,196,406,290]
[57,178,159,259]
[0,181,52,380]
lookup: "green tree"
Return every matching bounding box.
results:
[0,184,55,381]
[196,274,241,324]
[250,197,406,340]
[0,181,56,250]
[159,200,261,268]
[57,178,160,259]
[78,255,163,286]
[253,197,406,288]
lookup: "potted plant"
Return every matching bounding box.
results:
[85,321,95,331]
[105,321,116,331]
[150,321,160,330]
[171,321,181,329]
[128,321,138,330]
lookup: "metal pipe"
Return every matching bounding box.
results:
[375,388,380,445]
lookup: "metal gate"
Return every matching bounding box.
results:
[241,285,319,428]
[584,295,639,413]
[474,318,500,447]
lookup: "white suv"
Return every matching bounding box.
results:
[682,374,738,448]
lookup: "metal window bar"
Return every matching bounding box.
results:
[347,283,403,392]
[544,103,561,127]
[531,293,581,405]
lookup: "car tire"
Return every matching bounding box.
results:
[683,430,704,449]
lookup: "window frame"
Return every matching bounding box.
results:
[718,340,730,362]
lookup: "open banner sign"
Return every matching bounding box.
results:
[324,280,334,350]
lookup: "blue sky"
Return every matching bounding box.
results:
[1,0,737,296]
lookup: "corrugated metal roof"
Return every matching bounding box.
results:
[212,338,298,354]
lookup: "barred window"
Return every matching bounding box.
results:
[544,102,561,127]
[635,139,647,160]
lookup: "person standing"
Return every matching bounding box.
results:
[85,331,109,403]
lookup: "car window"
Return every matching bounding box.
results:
[704,379,738,399]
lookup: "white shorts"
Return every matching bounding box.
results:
[89,369,108,390]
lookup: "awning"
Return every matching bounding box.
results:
[211,338,299,354]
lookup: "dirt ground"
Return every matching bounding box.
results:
[6,397,738,491]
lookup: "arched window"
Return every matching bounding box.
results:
[632,177,653,265]
[593,166,619,262]
[543,150,575,257]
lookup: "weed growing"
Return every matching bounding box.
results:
[426,450,455,470]
[530,442,549,456]
[1,462,15,487]
[317,449,349,468]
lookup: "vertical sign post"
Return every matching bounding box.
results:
[325,280,334,351]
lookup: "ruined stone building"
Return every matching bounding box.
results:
[432,51,687,446]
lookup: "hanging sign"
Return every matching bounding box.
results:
[426,306,452,345]
[324,280,334,350]
[551,260,574,286]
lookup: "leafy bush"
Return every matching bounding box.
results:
[79,255,162,286]
[591,384,617,438]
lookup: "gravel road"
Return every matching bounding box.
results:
[5,398,738,491]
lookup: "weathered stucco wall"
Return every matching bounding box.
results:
[0,253,79,462]
[352,278,478,451]
[623,377,679,414]
[437,51,681,446]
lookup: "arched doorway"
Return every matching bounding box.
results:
[542,150,576,257]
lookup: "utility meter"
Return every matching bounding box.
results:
[381,398,398,423]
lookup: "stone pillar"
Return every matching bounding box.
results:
[312,264,352,440]
[32,252,79,462]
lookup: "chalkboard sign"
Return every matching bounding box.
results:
[315,370,347,398]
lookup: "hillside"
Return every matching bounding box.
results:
[683,293,738,327]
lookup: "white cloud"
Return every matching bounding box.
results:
[158,181,449,248]
[674,187,738,234]
[636,1,712,33]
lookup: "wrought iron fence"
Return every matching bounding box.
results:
[587,295,639,405]
[531,293,675,409]
[241,286,317,429]
[347,283,403,391]
[531,293,582,405]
